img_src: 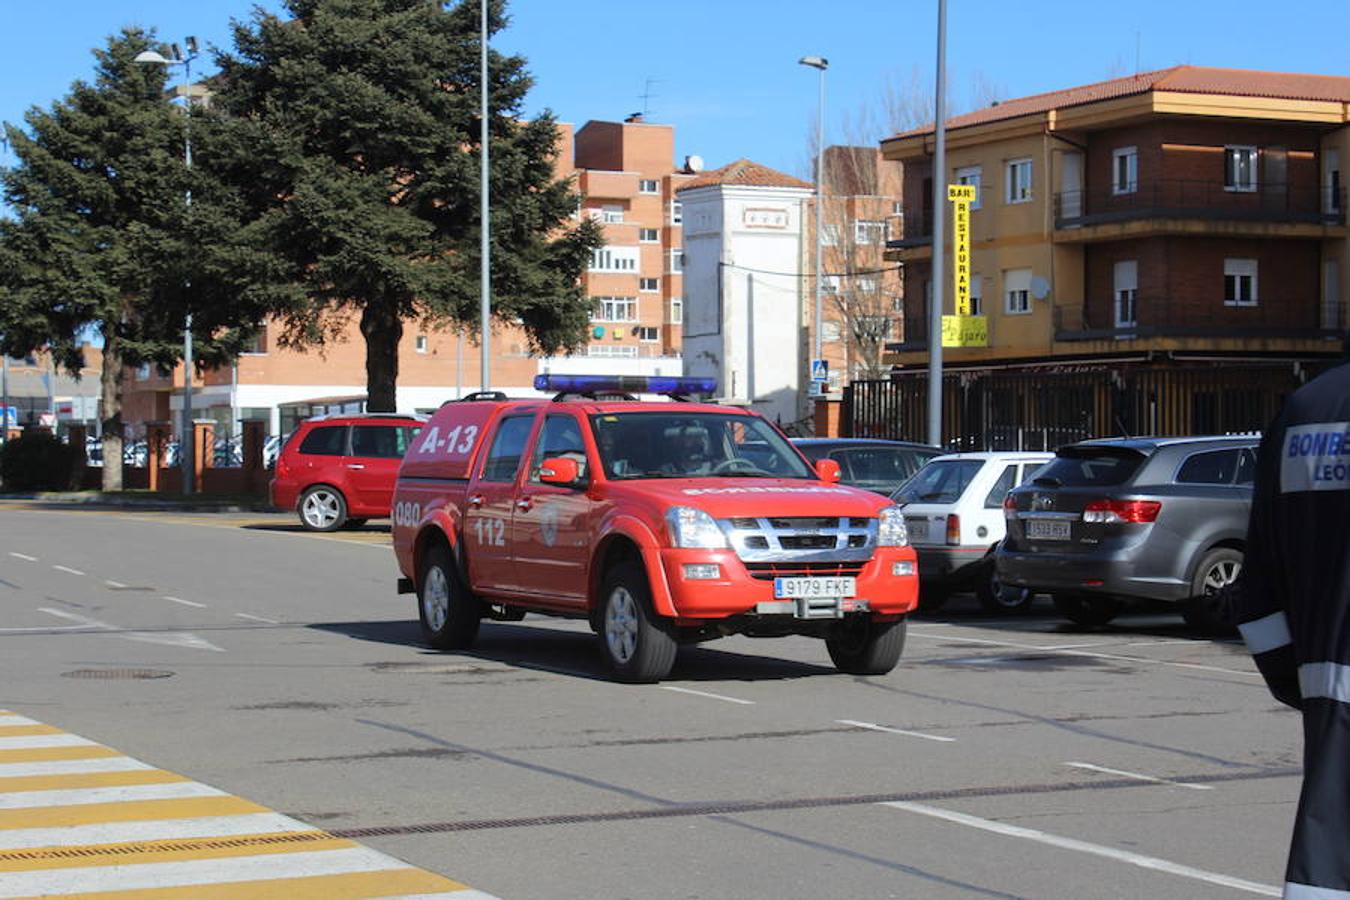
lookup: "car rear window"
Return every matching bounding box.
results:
[1035,449,1144,487]
[298,425,346,456]
[834,448,924,483]
[1175,448,1240,485]
[892,459,983,504]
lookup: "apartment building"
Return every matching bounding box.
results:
[121,118,692,440]
[873,66,1349,446]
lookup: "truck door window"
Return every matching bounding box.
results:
[530,415,588,483]
[481,416,536,482]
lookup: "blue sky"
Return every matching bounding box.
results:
[2,1,1347,180]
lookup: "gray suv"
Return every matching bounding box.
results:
[996,436,1258,629]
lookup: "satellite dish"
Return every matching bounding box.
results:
[1030,276,1051,300]
[685,155,705,173]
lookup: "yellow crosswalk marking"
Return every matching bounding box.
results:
[0,725,63,738]
[45,866,472,899]
[0,745,122,764]
[0,769,189,794]
[0,796,269,831]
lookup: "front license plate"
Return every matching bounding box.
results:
[774,577,857,599]
[1026,519,1072,540]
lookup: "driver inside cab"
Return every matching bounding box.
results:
[662,423,716,476]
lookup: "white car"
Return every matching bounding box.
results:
[891,451,1053,613]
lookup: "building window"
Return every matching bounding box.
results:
[1006,159,1032,204]
[669,298,683,324]
[854,220,885,245]
[589,246,639,272]
[821,223,840,246]
[1004,268,1032,314]
[1113,260,1138,328]
[857,276,878,293]
[892,201,904,216]
[241,327,267,354]
[669,201,683,225]
[636,326,660,342]
[591,296,639,322]
[136,363,151,381]
[601,205,624,224]
[891,295,904,313]
[969,276,983,316]
[639,277,659,292]
[639,179,660,194]
[1325,149,1341,214]
[667,249,684,273]
[1224,258,1258,306]
[639,227,659,243]
[1225,146,1258,193]
[587,344,638,358]
[956,166,982,209]
[414,335,428,354]
[1112,147,1138,195]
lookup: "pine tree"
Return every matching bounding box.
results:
[213,0,602,410]
[0,29,283,490]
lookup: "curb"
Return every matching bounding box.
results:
[0,493,275,514]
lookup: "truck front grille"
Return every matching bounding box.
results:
[719,516,876,563]
[743,561,868,581]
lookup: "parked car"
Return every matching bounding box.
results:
[892,451,1054,612]
[997,435,1259,629]
[793,438,941,496]
[270,413,426,531]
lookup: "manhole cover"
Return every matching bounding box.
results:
[61,669,175,680]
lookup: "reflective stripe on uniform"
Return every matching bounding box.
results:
[1299,663,1350,704]
[1240,612,1294,655]
[1285,881,1350,898]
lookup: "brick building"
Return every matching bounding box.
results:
[865,66,1348,447]
[122,118,692,440]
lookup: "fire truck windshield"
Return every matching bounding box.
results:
[589,412,814,480]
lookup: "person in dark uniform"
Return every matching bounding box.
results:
[1233,337,1350,899]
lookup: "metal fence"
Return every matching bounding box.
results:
[845,360,1333,450]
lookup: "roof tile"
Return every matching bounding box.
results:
[676,158,813,192]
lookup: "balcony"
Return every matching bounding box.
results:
[1054,297,1346,343]
[1054,181,1346,233]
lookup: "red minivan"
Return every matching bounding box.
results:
[270,413,425,531]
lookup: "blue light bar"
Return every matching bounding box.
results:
[534,374,718,396]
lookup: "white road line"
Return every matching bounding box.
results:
[836,719,955,743]
[1121,639,1196,648]
[0,781,224,810]
[51,565,85,576]
[236,612,279,624]
[907,631,1260,678]
[1065,761,1213,791]
[660,686,755,705]
[38,607,226,653]
[0,811,317,851]
[7,553,36,562]
[882,800,1279,896]
[0,846,410,895]
[0,733,97,750]
[104,580,127,589]
[0,715,42,729]
[0,625,87,634]
[163,595,206,608]
[0,757,153,778]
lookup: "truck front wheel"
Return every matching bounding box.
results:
[418,543,482,650]
[826,616,906,676]
[599,562,677,683]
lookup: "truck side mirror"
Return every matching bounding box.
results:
[815,458,841,484]
[540,456,582,486]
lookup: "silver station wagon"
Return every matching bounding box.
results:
[996,435,1259,630]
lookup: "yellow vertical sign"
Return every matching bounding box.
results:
[943,184,985,347]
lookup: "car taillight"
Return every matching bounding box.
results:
[1002,494,1017,517]
[946,513,961,546]
[1082,498,1161,524]
[275,455,289,478]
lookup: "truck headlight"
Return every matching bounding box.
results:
[877,506,909,547]
[666,507,729,549]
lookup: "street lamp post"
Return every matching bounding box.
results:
[480,0,492,391]
[928,0,948,448]
[798,56,828,399]
[135,39,198,494]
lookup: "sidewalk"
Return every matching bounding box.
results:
[0,491,274,514]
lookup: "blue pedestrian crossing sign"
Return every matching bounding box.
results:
[810,358,828,384]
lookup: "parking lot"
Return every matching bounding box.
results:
[0,503,1298,898]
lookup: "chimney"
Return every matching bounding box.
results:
[624,112,644,124]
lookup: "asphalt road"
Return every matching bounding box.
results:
[0,502,1302,899]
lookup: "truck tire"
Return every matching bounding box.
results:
[418,543,482,650]
[826,617,906,675]
[299,485,347,532]
[1051,593,1121,628]
[1183,548,1242,633]
[975,557,1035,614]
[599,562,677,683]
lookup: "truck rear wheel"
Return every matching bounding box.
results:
[826,616,906,676]
[599,562,677,683]
[418,543,482,650]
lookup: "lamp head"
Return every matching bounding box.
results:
[134,50,172,65]
[185,36,199,56]
[798,56,829,70]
